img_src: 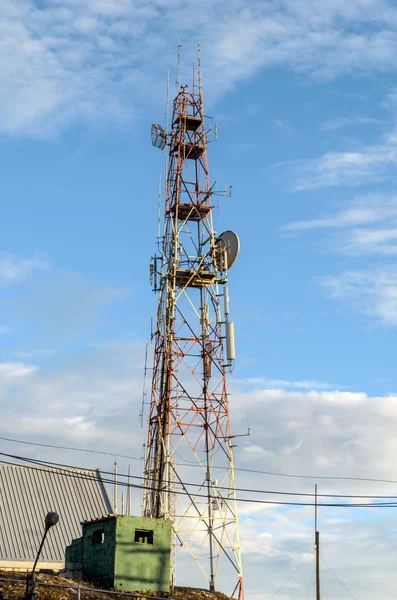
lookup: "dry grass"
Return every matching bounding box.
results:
[0,572,231,600]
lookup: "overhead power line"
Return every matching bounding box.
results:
[0,435,141,461]
[2,452,397,509]
[2,434,397,488]
[2,450,397,500]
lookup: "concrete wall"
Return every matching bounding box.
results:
[81,517,116,585]
[65,538,82,565]
[64,516,172,593]
[114,516,172,593]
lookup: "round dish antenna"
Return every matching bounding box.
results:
[151,123,166,150]
[215,230,240,270]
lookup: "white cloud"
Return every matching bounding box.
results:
[0,361,38,377]
[0,253,48,284]
[3,360,397,597]
[238,376,340,390]
[321,267,397,325]
[226,382,397,599]
[289,145,397,191]
[282,195,397,326]
[3,0,397,136]
[320,116,384,131]
[3,339,397,597]
[0,340,145,447]
[283,194,397,257]
[287,81,397,192]
[278,85,397,191]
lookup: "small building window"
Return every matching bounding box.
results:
[134,529,153,544]
[93,529,105,544]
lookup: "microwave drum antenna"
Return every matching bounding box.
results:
[215,230,240,270]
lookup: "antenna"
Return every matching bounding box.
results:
[165,68,169,178]
[157,175,161,245]
[198,39,202,98]
[177,39,181,90]
[151,123,166,150]
[215,230,240,271]
[140,343,148,428]
[165,70,169,131]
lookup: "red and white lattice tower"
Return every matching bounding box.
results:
[143,47,244,599]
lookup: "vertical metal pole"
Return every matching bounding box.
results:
[177,40,181,91]
[127,464,131,516]
[113,460,118,514]
[201,286,215,592]
[77,585,81,600]
[314,483,317,533]
[315,484,321,600]
[198,40,202,99]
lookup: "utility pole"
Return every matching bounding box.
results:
[315,484,321,600]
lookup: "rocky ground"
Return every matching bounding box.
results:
[0,572,232,600]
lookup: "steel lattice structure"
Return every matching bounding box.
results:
[143,63,244,599]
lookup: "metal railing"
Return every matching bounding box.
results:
[0,577,174,600]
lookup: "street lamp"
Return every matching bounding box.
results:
[25,511,59,600]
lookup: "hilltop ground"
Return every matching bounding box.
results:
[0,572,232,600]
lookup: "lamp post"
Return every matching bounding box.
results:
[25,512,59,600]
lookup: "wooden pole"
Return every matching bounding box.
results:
[315,484,321,600]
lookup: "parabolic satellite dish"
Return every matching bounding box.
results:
[151,123,166,150]
[215,231,240,270]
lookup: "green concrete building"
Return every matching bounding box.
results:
[65,516,172,593]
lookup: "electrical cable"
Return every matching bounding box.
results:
[3,433,397,487]
[2,449,397,501]
[267,550,314,600]
[320,580,330,600]
[2,453,397,509]
[320,553,357,599]
[306,550,315,600]
[0,435,141,461]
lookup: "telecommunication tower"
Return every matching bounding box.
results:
[143,45,244,599]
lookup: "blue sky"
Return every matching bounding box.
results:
[3,0,397,598]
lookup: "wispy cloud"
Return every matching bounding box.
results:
[0,361,38,378]
[289,145,397,191]
[283,194,397,325]
[321,267,397,326]
[284,194,397,256]
[0,253,48,284]
[279,87,397,191]
[238,376,339,390]
[320,116,384,131]
[3,0,397,137]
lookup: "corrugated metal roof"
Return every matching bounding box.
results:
[0,463,113,562]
